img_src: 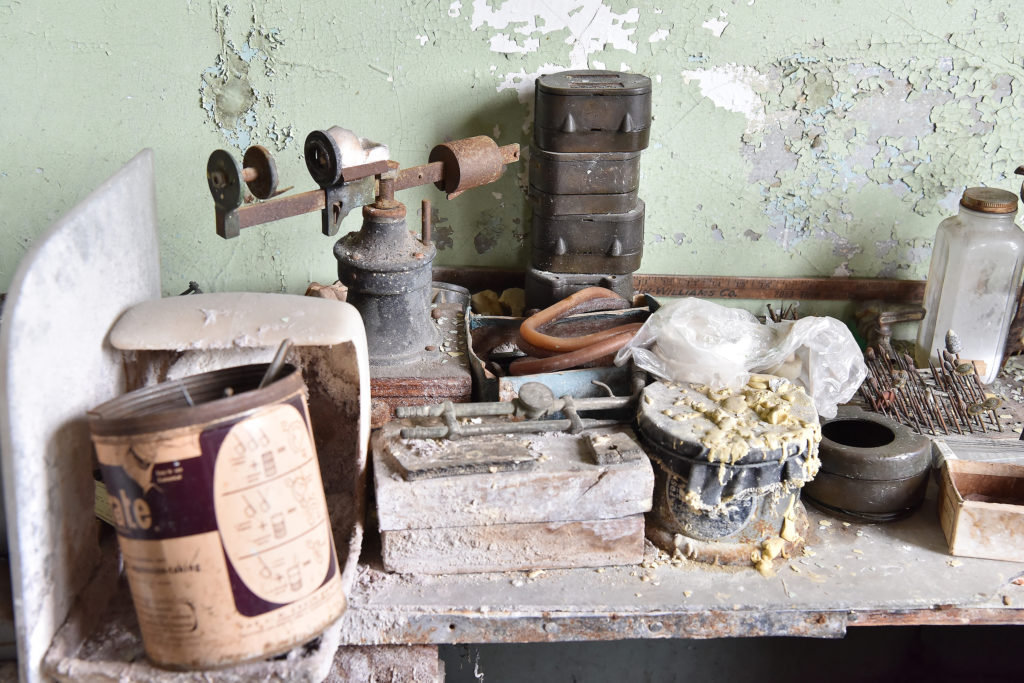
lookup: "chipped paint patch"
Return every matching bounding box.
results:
[702,12,729,38]
[874,236,932,278]
[649,29,670,43]
[468,0,639,106]
[199,6,289,150]
[729,53,1024,267]
[682,65,769,132]
[473,207,505,254]
[494,64,569,105]
[489,33,539,54]
[265,121,294,152]
[470,1,637,65]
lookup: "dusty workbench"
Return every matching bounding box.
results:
[332,359,1024,644]
[43,363,1024,681]
[337,477,1024,645]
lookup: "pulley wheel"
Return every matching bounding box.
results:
[242,145,278,199]
[206,149,244,209]
[305,128,343,187]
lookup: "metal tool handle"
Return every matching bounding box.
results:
[400,417,621,440]
[395,400,516,419]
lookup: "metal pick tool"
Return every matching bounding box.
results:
[259,338,294,389]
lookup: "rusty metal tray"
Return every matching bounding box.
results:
[465,304,652,403]
[525,267,635,310]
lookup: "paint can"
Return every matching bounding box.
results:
[88,363,345,669]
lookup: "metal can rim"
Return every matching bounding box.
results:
[88,364,305,437]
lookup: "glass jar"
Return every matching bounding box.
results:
[915,187,1024,383]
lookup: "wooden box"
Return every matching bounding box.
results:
[939,459,1024,562]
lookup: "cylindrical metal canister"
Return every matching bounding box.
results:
[428,136,507,199]
[89,364,345,670]
[635,380,821,565]
[335,202,438,364]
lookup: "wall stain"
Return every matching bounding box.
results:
[431,208,454,251]
[473,207,505,254]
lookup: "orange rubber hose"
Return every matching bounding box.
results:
[518,287,636,353]
[509,327,641,376]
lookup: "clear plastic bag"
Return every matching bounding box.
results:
[615,298,867,418]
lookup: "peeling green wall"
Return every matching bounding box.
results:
[2,0,1022,306]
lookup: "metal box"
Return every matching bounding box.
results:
[529,148,641,196]
[534,71,652,153]
[531,202,645,274]
[529,185,638,216]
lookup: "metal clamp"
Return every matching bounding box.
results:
[395,381,632,440]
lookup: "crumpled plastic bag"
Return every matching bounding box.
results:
[614,297,867,418]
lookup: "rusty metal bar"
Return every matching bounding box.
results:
[395,161,445,192]
[421,199,432,244]
[395,142,519,194]
[633,274,926,302]
[339,159,391,183]
[431,268,927,304]
[237,189,326,229]
[849,607,1024,627]
[499,143,520,165]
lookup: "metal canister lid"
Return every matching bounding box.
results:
[960,187,1018,213]
[537,71,652,96]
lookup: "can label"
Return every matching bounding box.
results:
[94,396,345,668]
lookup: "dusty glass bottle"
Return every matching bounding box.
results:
[915,187,1024,384]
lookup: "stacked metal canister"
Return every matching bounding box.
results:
[526,70,653,309]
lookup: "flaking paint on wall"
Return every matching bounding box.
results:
[2,1,1024,309]
[199,3,288,150]
[728,52,1024,277]
[476,0,640,105]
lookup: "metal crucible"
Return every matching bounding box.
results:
[803,405,932,522]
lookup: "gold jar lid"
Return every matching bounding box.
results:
[960,187,1018,213]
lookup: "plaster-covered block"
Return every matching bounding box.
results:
[373,424,654,531]
[381,515,645,574]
